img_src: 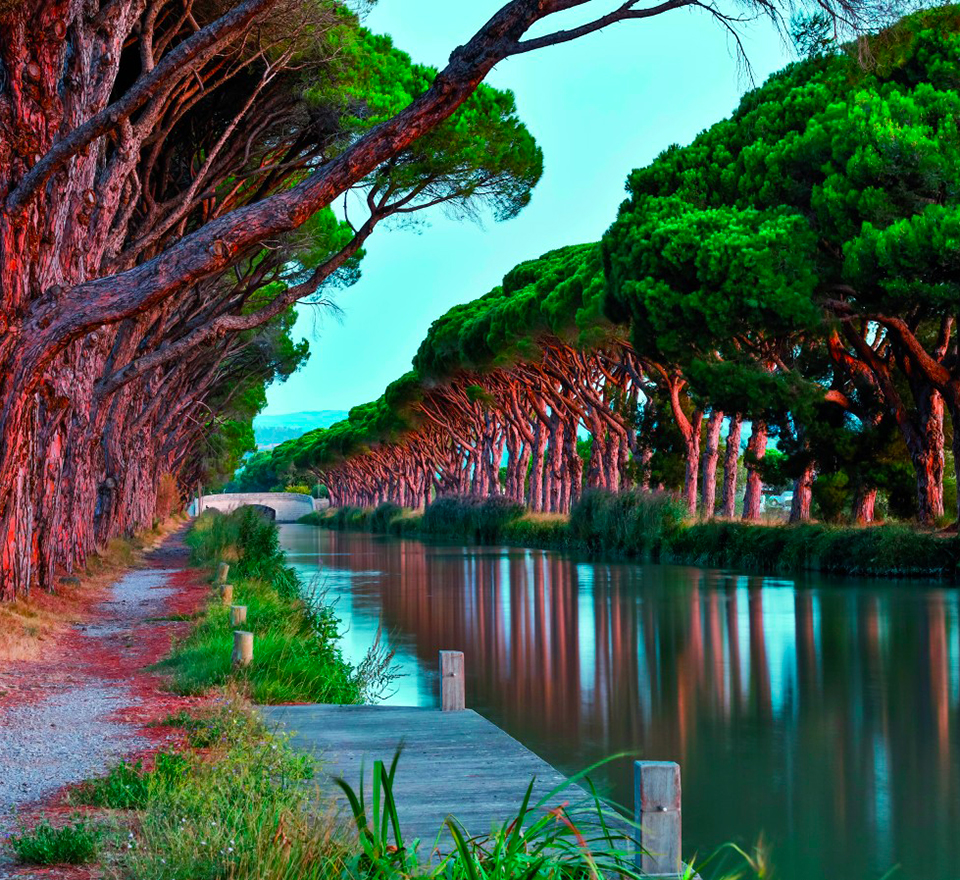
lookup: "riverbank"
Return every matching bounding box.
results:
[302,491,960,581]
[5,510,756,880]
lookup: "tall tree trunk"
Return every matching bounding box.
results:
[951,401,960,527]
[742,420,767,521]
[700,410,724,519]
[914,387,945,524]
[852,485,878,524]
[721,415,742,518]
[528,419,547,513]
[789,461,815,523]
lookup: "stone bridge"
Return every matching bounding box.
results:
[191,492,325,523]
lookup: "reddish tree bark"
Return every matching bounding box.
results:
[721,415,742,518]
[742,420,767,521]
[852,485,878,524]
[789,461,815,523]
[700,410,724,518]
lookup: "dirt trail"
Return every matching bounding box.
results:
[0,532,209,875]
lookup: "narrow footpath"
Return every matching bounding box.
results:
[0,530,208,878]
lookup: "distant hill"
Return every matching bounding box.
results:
[253,410,348,448]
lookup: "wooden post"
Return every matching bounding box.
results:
[220,584,233,606]
[230,605,247,626]
[439,650,465,711]
[216,562,230,585]
[232,631,253,667]
[634,761,682,877]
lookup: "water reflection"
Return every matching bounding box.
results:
[281,525,960,880]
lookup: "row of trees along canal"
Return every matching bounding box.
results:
[0,0,940,601]
[237,11,960,530]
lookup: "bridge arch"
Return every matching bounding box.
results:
[191,492,318,523]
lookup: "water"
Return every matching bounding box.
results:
[280,524,960,880]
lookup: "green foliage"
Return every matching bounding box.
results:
[120,701,320,880]
[673,521,960,577]
[316,29,543,223]
[569,490,687,559]
[333,750,643,880]
[166,509,364,704]
[8,818,103,865]
[421,495,524,542]
[308,496,959,579]
[602,7,960,504]
[70,753,189,810]
[187,507,291,585]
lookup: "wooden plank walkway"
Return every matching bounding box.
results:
[259,703,612,848]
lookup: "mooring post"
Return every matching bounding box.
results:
[230,605,247,626]
[439,650,465,711]
[220,584,233,606]
[634,760,682,877]
[232,630,253,667]
[216,562,230,585]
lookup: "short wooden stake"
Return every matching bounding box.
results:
[230,604,247,627]
[232,630,253,667]
[216,562,230,585]
[634,761,682,877]
[220,584,233,605]
[439,650,465,711]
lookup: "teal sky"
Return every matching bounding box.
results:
[264,2,796,416]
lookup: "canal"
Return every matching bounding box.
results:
[280,524,960,880]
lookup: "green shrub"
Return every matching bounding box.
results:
[369,501,403,532]
[187,506,290,583]
[71,753,189,809]
[500,514,572,549]
[421,495,524,542]
[8,818,102,865]
[570,489,686,559]
[673,521,960,577]
[164,509,367,703]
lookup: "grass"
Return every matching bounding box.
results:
[154,507,368,704]
[8,817,104,865]
[307,491,960,581]
[673,518,960,578]
[98,700,327,880]
[420,495,525,542]
[70,752,190,810]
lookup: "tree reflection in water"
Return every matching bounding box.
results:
[282,525,960,880]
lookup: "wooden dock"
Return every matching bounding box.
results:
[260,703,603,845]
[257,651,685,876]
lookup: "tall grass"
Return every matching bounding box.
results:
[118,700,333,880]
[421,495,524,542]
[569,489,686,560]
[674,519,960,578]
[158,507,366,704]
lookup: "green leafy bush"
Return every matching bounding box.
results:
[71,753,189,809]
[8,818,102,865]
[570,489,686,559]
[421,495,524,542]
[164,509,365,703]
[673,521,960,578]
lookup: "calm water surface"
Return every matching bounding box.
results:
[280,525,960,880]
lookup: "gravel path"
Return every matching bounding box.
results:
[0,561,188,867]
